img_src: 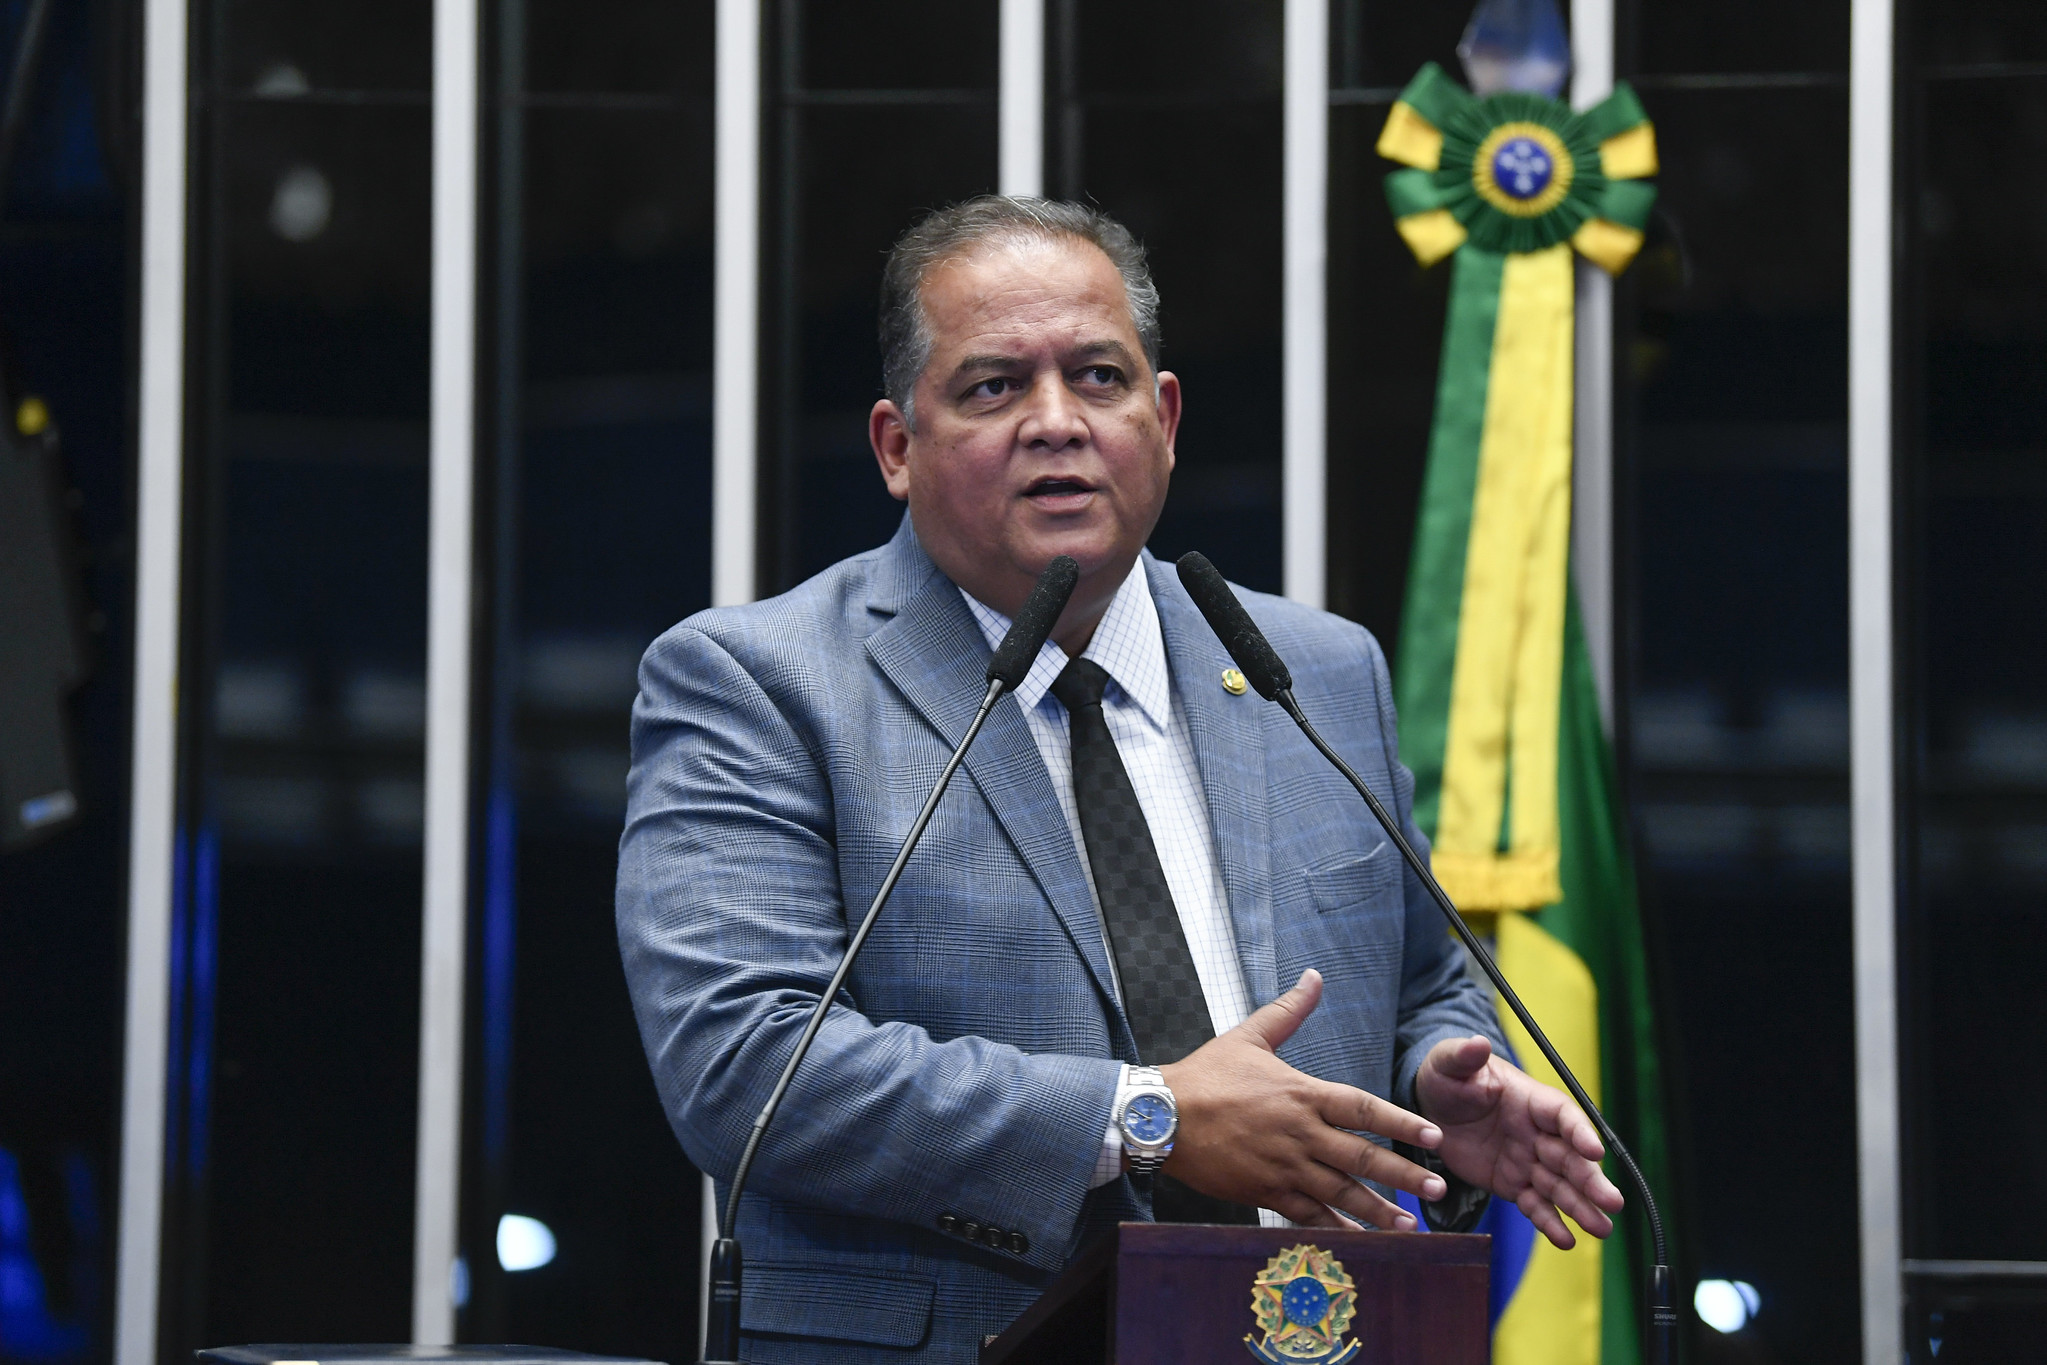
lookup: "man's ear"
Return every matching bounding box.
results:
[870,399,912,502]
[1155,370,1183,471]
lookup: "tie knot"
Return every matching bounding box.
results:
[1050,656,1111,712]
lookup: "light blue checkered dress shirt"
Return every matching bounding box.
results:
[966,560,1298,1222]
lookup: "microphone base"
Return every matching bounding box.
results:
[700,1236,742,1365]
[1645,1262,1677,1365]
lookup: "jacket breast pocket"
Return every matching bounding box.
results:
[1304,840,1400,915]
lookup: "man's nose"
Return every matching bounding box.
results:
[1016,373,1088,450]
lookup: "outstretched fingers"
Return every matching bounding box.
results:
[1307,1167,1419,1232]
[1518,1188,1579,1250]
[1317,1080,1442,1152]
[1528,1159,1616,1238]
[1532,1131,1626,1215]
[1309,1127,1445,1202]
[1273,1192,1369,1232]
[1528,1082,1607,1163]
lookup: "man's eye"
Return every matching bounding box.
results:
[971,377,1015,398]
[1080,366,1121,386]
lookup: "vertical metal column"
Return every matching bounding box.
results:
[1849,0,1901,1358]
[1571,0,1616,726]
[114,0,189,1358]
[1282,0,1326,608]
[999,0,1044,197]
[713,0,760,613]
[704,0,762,1350]
[414,0,481,1340]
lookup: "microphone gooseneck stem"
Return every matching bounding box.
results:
[699,675,1007,1364]
[1274,690,1675,1363]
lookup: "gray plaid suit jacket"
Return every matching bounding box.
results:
[617,517,1507,1363]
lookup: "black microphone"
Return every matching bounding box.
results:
[1174,551,1676,1365]
[699,555,1079,1365]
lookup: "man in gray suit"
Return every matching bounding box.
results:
[618,197,1624,1362]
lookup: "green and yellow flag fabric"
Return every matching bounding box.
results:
[1378,62,1674,1365]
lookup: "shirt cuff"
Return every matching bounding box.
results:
[1090,1064,1135,1188]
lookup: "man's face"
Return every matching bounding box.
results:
[869,235,1181,629]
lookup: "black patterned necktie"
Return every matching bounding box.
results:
[1051,657,1258,1226]
[1050,657,1214,1066]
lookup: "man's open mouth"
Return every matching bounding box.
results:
[1025,476,1095,498]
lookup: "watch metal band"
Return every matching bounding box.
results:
[1120,1066,1175,1174]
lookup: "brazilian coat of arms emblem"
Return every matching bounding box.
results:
[1243,1243,1362,1364]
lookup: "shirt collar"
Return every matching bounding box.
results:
[961,556,1171,729]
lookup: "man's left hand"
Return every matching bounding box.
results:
[1415,1035,1626,1250]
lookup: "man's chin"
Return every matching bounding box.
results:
[1009,525,1138,580]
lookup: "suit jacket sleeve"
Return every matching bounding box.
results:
[616,622,1120,1272]
[1358,630,1514,1111]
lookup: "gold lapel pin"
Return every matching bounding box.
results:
[1221,668,1248,696]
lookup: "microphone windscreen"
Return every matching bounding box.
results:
[986,555,1080,691]
[1175,552,1292,699]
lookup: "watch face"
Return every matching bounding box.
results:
[1124,1093,1174,1144]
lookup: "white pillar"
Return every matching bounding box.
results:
[1849,0,1900,1359]
[713,0,760,611]
[1282,0,1327,608]
[414,0,480,1340]
[1570,0,1616,727]
[114,0,188,1358]
[705,0,762,1349]
[999,0,1044,197]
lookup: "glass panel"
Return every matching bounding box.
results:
[1052,4,1283,593]
[1633,0,1848,77]
[1088,106,1283,591]
[1916,0,2047,68]
[1901,71,2047,1267]
[1326,96,1450,637]
[800,0,996,90]
[772,104,998,586]
[458,15,715,1335]
[0,1,131,1359]
[1331,0,1463,94]
[762,0,999,591]
[222,0,433,94]
[1070,0,1282,97]
[1615,82,1857,1361]
[167,87,434,1349]
[524,0,709,95]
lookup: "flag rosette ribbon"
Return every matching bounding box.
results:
[1379,62,1658,913]
[1377,60,1658,272]
[1378,58,1672,1365]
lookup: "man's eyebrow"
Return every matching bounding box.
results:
[946,340,1140,381]
[1068,340,1139,367]
[948,354,1029,378]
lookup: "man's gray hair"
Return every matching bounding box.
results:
[879,196,1163,429]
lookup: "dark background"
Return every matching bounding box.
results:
[1,0,2041,1363]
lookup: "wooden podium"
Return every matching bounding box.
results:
[980,1223,1489,1364]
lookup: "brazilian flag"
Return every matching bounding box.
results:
[1379,63,1674,1365]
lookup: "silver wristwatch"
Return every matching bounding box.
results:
[1115,1066,1178,1175]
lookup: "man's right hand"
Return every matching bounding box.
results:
[1156,968,1447,1230]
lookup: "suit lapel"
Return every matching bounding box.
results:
[864,527,1128,1022]
[1148,557,1279,1008]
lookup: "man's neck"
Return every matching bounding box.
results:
[942,543,1143,660]
[1049,556,1142,658]
[1051,613,1102,659]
